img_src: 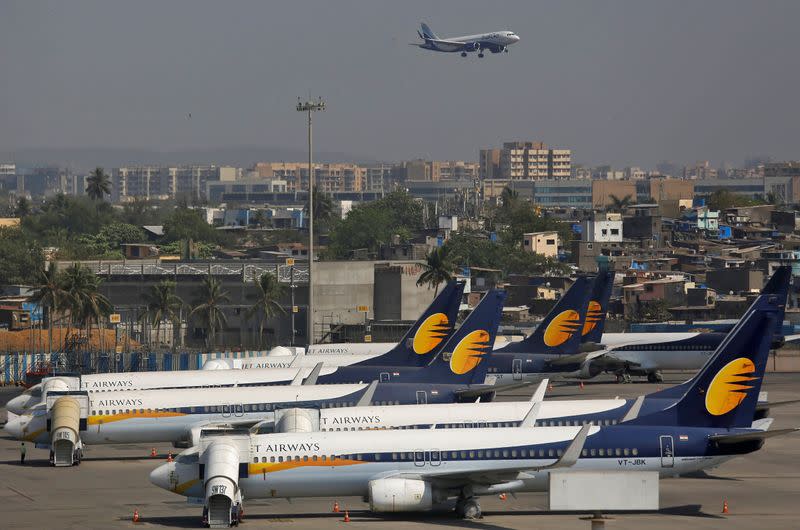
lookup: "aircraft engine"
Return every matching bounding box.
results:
[274,408,320,433]
[578,360,603,379]
[201,359,232,370]
[368,478,435,512]
[267,346,293,356]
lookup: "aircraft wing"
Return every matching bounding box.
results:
[394,425,591,487]
[784,334,800,343]
[425,38,468,52]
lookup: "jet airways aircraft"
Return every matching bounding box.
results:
[152,292,796,524]
[411,22,520,57]
[6,281,467,416]
[7,291,790,466]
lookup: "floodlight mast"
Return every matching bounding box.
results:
[296,97,325,346]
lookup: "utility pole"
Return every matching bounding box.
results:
[296,96,325,346]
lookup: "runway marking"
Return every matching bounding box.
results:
[8,486,34,501]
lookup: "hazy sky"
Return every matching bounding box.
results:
[2,1,799,168]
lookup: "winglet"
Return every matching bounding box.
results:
[620,395,645,423]
[302,362,324,386]
[356,380,379,407]
[537,424,591,470]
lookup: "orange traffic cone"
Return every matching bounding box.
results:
[498,493,507,501]
[722,500,729,514]
[548,383,553,391]
[150,447,157,458]
[133,509,140,523]
[167,452,173,463]
[343,510,350,523]
[580,381,585,390]
[333,501,340,513]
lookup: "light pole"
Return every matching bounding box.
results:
[296,96,325,346]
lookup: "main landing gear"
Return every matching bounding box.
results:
[461,51,467,57]
[478,52,485,58]
[456,497,482,519]
[647,371,664,383]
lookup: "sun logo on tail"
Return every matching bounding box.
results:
[705,358,758,416]
[449,329,491,374]
[582,301,602,336]
[543,310,582,347]
[413,313,451,355]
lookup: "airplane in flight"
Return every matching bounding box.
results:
[151,292,796,524]
[411,22,520,57]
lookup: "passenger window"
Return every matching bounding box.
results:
[270,456,275,463]
[623,448,630,456]
[599,449,605,456]
[632,448,639,456]
[253,457,258,463]
[278,456,284,462]
[615,448,622,456]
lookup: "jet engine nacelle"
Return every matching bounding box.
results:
[578,360,603,380]
[202,359,233,370]
[274,408,320,433]
[465,42,481,52]
[368,478,434,512]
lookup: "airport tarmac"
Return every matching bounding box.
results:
[0,373,798,530]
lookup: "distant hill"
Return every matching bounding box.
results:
[0,146,379,172]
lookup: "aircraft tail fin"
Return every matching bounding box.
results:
[501,276,592,355]
[424,289,506,385]
[581,270,614,344]
[631,293,780,429]
[420,22,439,40]
[362,280,465,367]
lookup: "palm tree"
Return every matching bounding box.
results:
[417,246,455,296]
[60,263,112,348]
[86,167,111,201]
[500,186,519,209]
[247,272,286,348]
[14,196,31,217]
[29,262,67,353]
[608,194,633,212]
[190,274,230,349]
[304,190,335,232]
[139,281,183,347]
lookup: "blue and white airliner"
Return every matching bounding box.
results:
[150,291,797,524]
[411,23,520,57]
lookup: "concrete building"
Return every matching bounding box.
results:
[253,162,365,193]
[479,149,502,180]
[584,212,623,242]
[591,180,637,210]
[498,141,571,180]
[693,178,765,200]
[523,231,559,257]
[533,179,592,208]
[764,162,800,204]
[112,166,167,201]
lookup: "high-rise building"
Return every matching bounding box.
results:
[497,141,571,180]
[479,149,501,179]
[112,166,167,201]
[250,162,365,193]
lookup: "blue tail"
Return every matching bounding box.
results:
[647,266,790,401]
[581,270,614,344]
[361,281,465,366]
[500,276,593,355]
[422,289,507,384]
[632,293,780,428]
[420,22,438,40]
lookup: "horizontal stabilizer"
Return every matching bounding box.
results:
[356,380,379,407]
[454,380,535,400]
[709,428,799,445]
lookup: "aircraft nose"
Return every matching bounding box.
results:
[512,34,520,42]
[149,461,174,490]
[3,414,23,439]
[6,395,32,415]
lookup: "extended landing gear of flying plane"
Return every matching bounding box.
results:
[461,51,467,57]
[478,52,485,58]
[456,497,482,519]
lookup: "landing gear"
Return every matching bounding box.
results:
[461,51,467,57]
[647,371,664,383]
[456,498,482,519]
[615,372,632,384]
[478,52,485,58]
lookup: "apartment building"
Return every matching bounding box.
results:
[497,141,572,180]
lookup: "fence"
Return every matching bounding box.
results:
[0,349,276,385]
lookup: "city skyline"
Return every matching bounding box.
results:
[2,1,799,169]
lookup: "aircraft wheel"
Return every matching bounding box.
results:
[648,372,664,383]
[478,53,485,58]
[456,498,481,519]
[461,52,467,57]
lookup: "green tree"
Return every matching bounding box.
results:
[0,227,44,285]
[163,206,220,243]
[14,197,31,217]
[247,272,285,347]
[60,263,113,342]
[86,167,111,201]
[608,194,633,212]
[29,262,68,352]
[139,281,183,347]
[707,189,762,210]
[304,190,335,233]
[190,274,230,349]
[416,246,455,295]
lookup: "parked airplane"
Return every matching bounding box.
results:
[6,281,467,416]
[411,22,520,57]
[562,266,792,382]
[151,292,796,524]
[7,290,790,465]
